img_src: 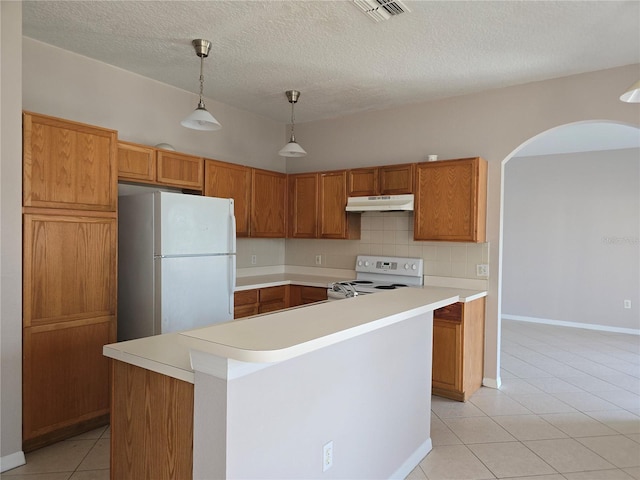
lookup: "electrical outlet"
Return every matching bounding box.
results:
[315,254,322,265]
[251,255,257,265]
[624,300,632,309]
[322,441,333,472]
[476,264,489,277]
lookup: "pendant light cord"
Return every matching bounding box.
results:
[198,54,205,106]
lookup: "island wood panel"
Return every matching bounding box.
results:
[379,163,414,195]
[23,317,114,451]
[251,168,286,238]
[287,173,318,238]
[414,157,487,242]
[156,150,203,190]
[348,167,378,196]
[23,112,117,212]
[117,141,156,183]
[111,360,194,480]
[318,170,360,239]
[204,159,252,237]
[23,213,117,327]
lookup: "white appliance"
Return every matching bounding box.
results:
[345,194,414,212]
[118,191,236,341]
[328,255,424,300]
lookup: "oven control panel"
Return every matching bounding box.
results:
[355,255,423,277]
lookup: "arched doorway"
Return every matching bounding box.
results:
[497,121,640,384]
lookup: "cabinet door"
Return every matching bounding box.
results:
[251,169,287,238]
[348,168,378,196]
[117,141,156,183]
[288,173,318,238]
[318,170,361,239]
[414,157,487,242]
[23,213,117,327]
[23,112,117,212]
[431,318,463,396]
[379,163,414,195]
[23,318,115,450]
[157,150,203,190]
[205,160,252,237]
[289,285,328,307]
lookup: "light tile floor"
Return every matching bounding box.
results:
[2,319,638,480]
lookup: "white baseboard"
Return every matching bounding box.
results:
[482,377,502,389]
[1,450,26,473]
[390,437,432,479]
[502,314,640,335]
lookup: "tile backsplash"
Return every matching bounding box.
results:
[237,212,489,279]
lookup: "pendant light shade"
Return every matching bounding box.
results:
[279,90,307,157]
[181,39,222,131]
[620,80,640,103]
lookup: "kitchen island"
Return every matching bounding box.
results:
[104,286,467,479]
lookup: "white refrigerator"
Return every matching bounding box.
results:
[118,191,236,341]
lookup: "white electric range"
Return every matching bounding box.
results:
[328,255,424,300]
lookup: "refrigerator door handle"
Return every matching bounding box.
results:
[229,213,236,254]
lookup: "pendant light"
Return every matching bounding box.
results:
[181,39,221,131]
[620,80,640,103]
[278,90,307,157]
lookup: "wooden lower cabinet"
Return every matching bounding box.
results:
[289,285,328,307]
[23,318,114,451]
[111,360,193,479]
[432,298,485,401]
[234,286,288,318]
[234,289,259,319]
[22,211,117,450]
[234,285,327,318]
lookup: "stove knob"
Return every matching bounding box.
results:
[364,261,370,267]
[412,264,417,270]
[357,260,363,267]
[404,263,409,270]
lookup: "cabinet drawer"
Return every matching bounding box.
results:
[434,302,463,322]
[299,286,328,303]
[258,301,286,314]
[234,289,258,306]
[234,304,259,319]
[259,286,287,303]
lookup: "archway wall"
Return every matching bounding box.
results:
[293,64,640,385]
[503,147,639,332]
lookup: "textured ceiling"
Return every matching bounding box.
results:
[22,1,640,124]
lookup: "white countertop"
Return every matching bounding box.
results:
[235,273,353,290]
[104,286,483,383]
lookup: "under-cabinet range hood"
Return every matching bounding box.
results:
[345,194,414,212]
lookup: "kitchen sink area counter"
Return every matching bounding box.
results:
[235,272,354,290]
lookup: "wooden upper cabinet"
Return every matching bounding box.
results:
[156,150,204,190]
[379,163,414,195]
[288,173,318,238]
[414,157,487,242]
[347,163,414,197]
[319,170,360,240]
[251,168,286,238]
[348,168,378,197]
[23,213,117,327]
[23,112,117,212]
[204,159,251,237]
[117,141,156,183]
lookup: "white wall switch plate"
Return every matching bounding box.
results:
[476,264,489,277]
[323,441,333,472]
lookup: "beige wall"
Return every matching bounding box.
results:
[1,1,25,470]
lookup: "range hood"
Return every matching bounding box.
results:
[346,194,414,212]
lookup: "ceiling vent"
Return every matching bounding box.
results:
[353,0,411,22]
